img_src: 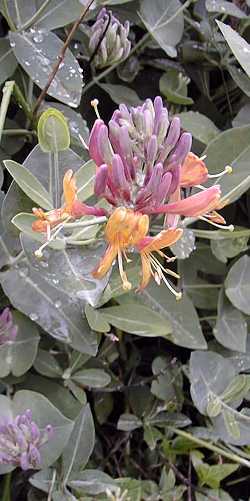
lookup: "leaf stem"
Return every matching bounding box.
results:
[169,427,250,468]
[32,0,96,117]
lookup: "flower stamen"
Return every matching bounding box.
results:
[199,216,234,231]
[91,98,101,119]
[208,165,233,180]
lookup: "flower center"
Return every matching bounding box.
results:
[105,207,149,249]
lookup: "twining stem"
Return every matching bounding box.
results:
[169,427,250,469]
[0,81,15,146]
[32,0,96,117]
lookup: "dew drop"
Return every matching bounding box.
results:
[24,61,31,66]
[30,313,39,321]
[33,32,44,44]
[40,261,49,268]
[55,300,62,309]
[19,267,29,278]
[10,41,16,48]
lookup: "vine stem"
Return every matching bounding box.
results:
[32,0,96,118]
[169,427,250,469]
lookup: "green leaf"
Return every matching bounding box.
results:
[85,304,110,333]
[191,450,239,489]
[217,20,250,77]
[214,289,247,352]
[62,404,95,482]
[204,125,250,203]
[225,255,250,315]
[99,83,142,106]
[20,374,81,420]
[4,159,53,209]
[68,469,117,496]
[117,413,142,431]
[195,488,234,501]
[29,0,84,31]
[72,369,111,388]
[206,0,246,18]
[140,0,184,57]
[101,303,172,337]
[75,160,96,202]
[0,311,40,377]
[38,108,70,152]
[34,348,63,378]
[0,0,84,31]
[160,69,193,105]
[141,282,207,349]
[21,235,109,308]
[12,213,66,249]
[144,425,162,450]
[177,111,220,145]
[232,103,250,127]
[13,390,73,469]
[211,233,248,263]
[9,30,83,107]
[0,261,98,356]
[0,38,17,85]
[228,65,250,98]
[190,351,250,444]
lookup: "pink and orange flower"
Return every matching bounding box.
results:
[32,97,232,293]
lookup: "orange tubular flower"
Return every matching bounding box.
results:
[93,207,183,293]
[180,152,208,187]
[32,170,106,235]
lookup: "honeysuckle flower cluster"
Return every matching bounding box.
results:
[0,308,18,345]
[0,409,53,470]
[89,8,131,69]
[32,97,232,295]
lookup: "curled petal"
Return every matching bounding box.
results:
[180,152,208,187]
[92,244,118,279]
[148,186,221,217]
[137,228,183,252]
[63,169,76,209]
[139,254,152,289]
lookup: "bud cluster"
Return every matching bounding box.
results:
[0,409,53,470]
[89,8,131,68]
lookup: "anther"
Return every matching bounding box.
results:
[208,165,233,179]
[91,99,101,119]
